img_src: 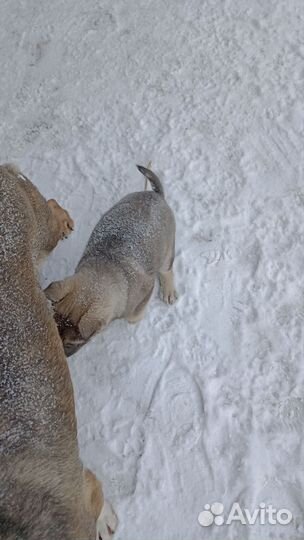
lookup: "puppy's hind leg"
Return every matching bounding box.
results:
[159,268,178,305]
[127,282,154,324]
[159,241,178,305]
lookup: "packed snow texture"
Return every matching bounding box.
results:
[1,0,304,538]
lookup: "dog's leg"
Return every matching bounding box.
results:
[127,307,147,324]
[96,500,118,540]
[83,468,118,540]
[159,268,178,305]
[159,237,178,305]
[127,283,154,323]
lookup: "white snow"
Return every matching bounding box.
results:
[1,0,304,538]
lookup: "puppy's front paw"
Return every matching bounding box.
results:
[96,500,118,540]
[47,199,74,240]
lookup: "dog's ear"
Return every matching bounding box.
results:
[47,198,74,239]
[78,311,106,341]
[45,278,73,303]
[47,198,61,211]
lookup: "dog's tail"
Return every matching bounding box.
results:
[136,165,164,197]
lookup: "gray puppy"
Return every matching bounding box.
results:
[45,165,177,356]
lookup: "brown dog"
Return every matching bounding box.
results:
[0,165,117,540]
[45,165,177,356]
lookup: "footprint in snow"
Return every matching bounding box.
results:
[159,365,204,451]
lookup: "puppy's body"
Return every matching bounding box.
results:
[46,166,177,356]
[0,166,116,539]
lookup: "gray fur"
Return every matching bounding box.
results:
[47,165,177,357]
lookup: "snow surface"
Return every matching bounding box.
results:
[1,0,304,538]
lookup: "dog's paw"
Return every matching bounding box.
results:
[96,500,118,540]
[160,287,178,305]
[47,199,74,240]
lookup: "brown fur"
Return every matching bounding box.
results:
[0,165,117,539]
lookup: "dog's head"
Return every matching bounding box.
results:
[54,310,104,357]
[46,276,107,357]
[54,311,87,357]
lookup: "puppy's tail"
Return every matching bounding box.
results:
[136,165,165,198]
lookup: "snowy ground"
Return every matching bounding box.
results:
[1,0,304,538]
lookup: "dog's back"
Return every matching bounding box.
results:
[0,167,76,454]
[79,190,175,275]
[0,167,96,539]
